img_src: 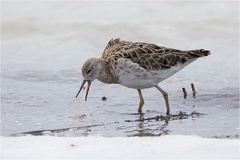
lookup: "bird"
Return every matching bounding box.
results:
[76,38,211,115]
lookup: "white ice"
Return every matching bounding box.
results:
[1,135,239,159]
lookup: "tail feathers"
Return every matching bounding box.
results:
[198,49,211,56]
[186,49,211,58]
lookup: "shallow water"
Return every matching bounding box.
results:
[1,1,239,138]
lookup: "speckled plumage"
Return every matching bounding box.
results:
[102,38,209,70]
[76,38,211,114]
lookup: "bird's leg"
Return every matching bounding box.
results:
[137,89,145,113]
[155,85,170,115]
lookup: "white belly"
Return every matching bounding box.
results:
[116,60,194,89]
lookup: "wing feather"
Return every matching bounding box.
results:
[101,38,211,71]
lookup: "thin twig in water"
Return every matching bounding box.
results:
[191,83,196,98]
[182,88,187,99]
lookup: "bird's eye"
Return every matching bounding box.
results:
[87,69,91,74]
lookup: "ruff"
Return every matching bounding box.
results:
[76,38,211,114]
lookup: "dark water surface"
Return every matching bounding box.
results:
[1,1,239,138]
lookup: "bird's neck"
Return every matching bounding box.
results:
[97,59,118,84]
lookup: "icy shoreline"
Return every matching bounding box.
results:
[1,135,239,159]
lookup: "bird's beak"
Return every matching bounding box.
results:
[76,80,91,101]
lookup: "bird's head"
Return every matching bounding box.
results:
[75,58,101,101]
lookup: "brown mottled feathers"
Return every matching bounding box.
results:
[101,38,211,71]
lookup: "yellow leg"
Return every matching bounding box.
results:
[137,89,145,113]
[155,85,170,115]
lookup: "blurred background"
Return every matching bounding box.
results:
[1,1,239,137]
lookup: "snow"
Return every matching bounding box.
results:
[1,135,239,159]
